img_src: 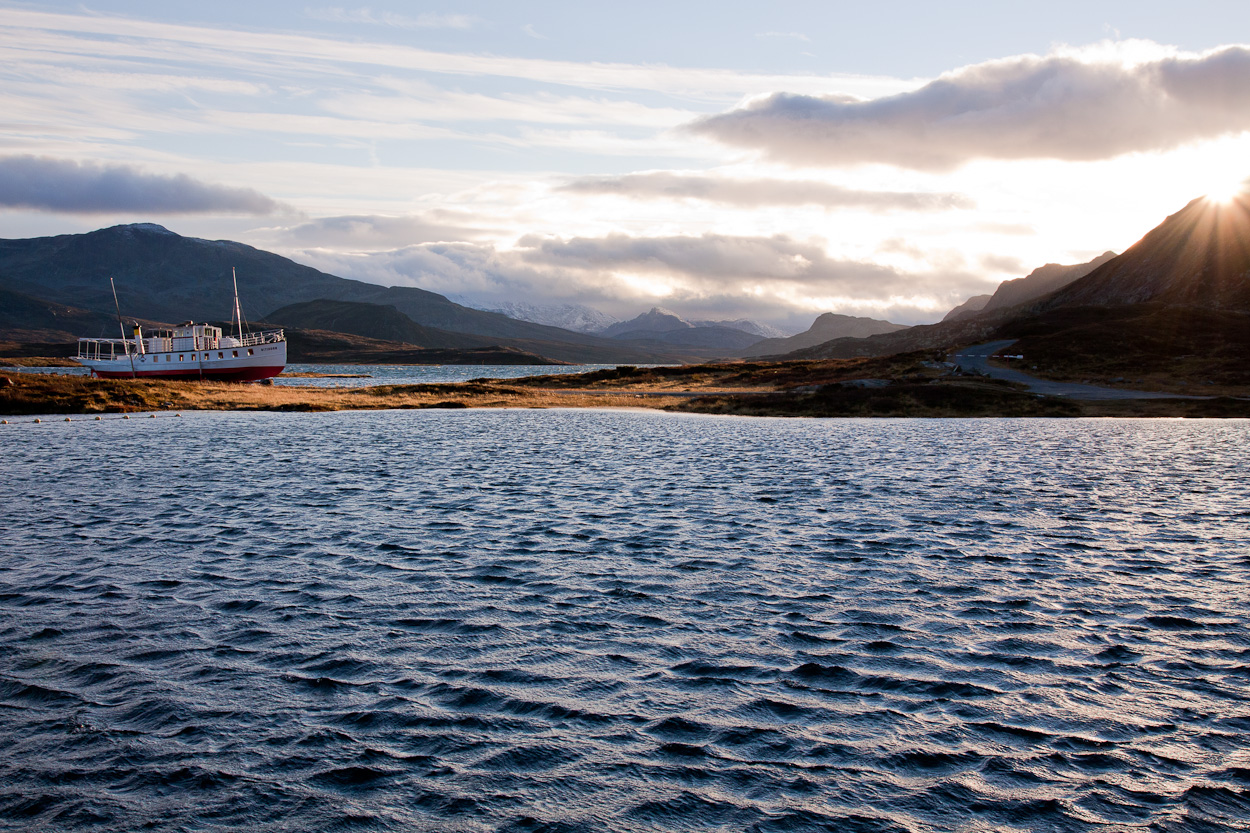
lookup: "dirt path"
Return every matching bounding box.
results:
[950,340,1201,400]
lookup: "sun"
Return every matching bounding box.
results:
[1203,176,1247,205]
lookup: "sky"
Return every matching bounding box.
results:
[2,1,1249,332]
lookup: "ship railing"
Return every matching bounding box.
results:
[77,329,283,359]
[234,328,284,346]
[77,338,132,361]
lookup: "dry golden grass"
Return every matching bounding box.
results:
[4,362,1246,419]
[0,356,81,368]
[0,372,696,416]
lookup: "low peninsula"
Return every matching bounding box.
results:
[3,351,1247,419]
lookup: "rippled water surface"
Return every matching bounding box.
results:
[2,412,1248,832]
[274,364,648,387]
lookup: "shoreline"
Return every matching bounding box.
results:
[3,369,1248,419]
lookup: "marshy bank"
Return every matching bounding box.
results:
[3,359,1247,419]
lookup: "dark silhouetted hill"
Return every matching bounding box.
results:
[601,307,768,352]
[942,294,992,321]
[0,287,168,347]
[942,252,1116,322]
[784,194,1250,361]
[739,312,907,357]
[1040,197,1250,310]
[265,299,485,349]
[984,252,1117,312]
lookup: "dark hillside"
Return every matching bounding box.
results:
[783,194,1250,363]
[1003,304,1250,390]
[0,224,688,363]
[265,299,486,349]
[1043,196,1250,310]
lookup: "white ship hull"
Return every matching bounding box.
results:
[79,324,286,382]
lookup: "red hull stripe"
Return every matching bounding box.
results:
[90,365,285,382]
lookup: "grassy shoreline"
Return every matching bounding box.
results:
[3,361,1248,419]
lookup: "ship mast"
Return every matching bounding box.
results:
[110,276,137,379]
[231,267,244,340]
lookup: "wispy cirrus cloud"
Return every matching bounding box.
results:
[304,8,478,30]
[690,42,1250,170]
[756,32,811,43]
[0,8,913,99]
[0,156,288,214]
[558,172,973,211]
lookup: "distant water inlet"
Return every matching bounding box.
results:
[1,412,1248,832]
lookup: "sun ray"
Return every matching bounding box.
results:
[1203,176,1248,205]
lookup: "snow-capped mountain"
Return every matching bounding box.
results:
[487,302,620,334]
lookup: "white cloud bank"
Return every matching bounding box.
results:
[284,230,988,327]
[0,156,287,215]
[690,44,1250,170]
[558,172,973,211]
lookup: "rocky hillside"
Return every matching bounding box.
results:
[942,252,1116,322]
[1041,196,1250,310]
[784,194,1250,361]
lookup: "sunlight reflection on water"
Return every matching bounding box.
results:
[1,411,1247,832]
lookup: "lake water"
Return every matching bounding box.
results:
[275,364,649,387]
[6,363,637,386]
[2,412,1248,832]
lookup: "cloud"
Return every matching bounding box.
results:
[979,254,1026,274]
[0,8,913,100]
[557,172,972,211]
[304,8,478,29]
[516,232,903,289]
[0,156,288,214]
[289,231,989,328]
[689,43,1250,170]
[262,212,497,249]
[757,32,811,43]
[322,85,692,128]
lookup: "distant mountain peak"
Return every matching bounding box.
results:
[602,307,693,337]
[941,251,1118,323]
[738,311,907,357]
[485,301,619,334]
[111,223,176,235]
[691,318,786,339]
[942,294,992,322]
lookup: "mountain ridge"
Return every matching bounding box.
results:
[0,224,691,364]
[740,312,908,357]
[1040,196,1250,310]
[780,194,1250,361]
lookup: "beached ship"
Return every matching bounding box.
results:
[76,273,286,381]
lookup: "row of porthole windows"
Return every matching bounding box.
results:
[143,349,254,362]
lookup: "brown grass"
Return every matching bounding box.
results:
[0,356,82,367]
[3,363,1246,419]
[0,373,684,416]
[502,351,951,391]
